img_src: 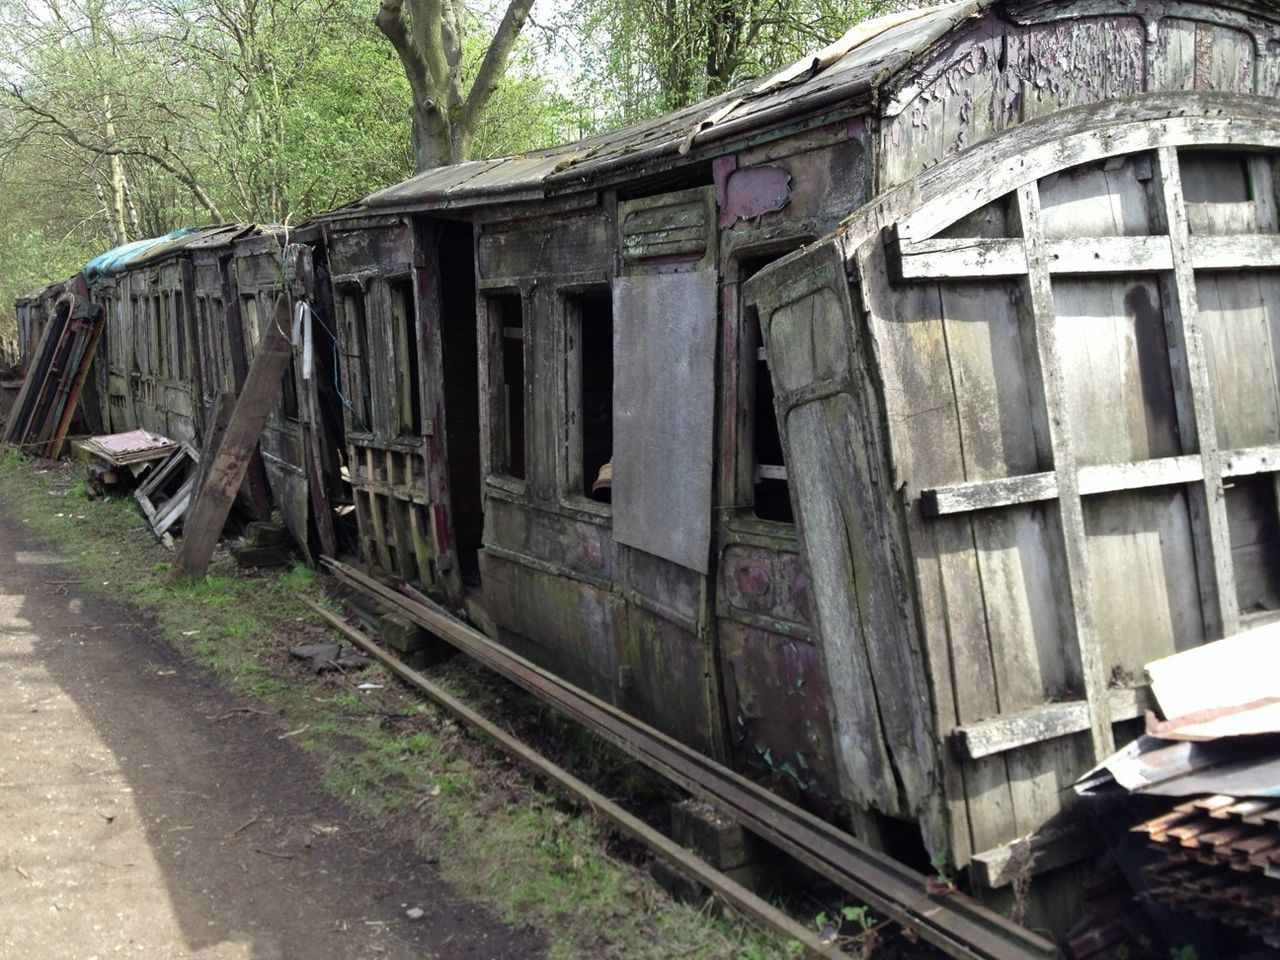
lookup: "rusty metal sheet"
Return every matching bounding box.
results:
[611,269,717,574]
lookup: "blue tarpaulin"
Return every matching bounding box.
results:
[80,228,203,285]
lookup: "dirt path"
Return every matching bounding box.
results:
[0,505,542,960]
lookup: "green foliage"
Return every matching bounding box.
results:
[0,0,576,321]
[556,0,899,129]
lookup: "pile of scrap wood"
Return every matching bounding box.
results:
[1,292,104,458]
[1075,624,1280,956]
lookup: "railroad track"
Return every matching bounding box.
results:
[320,556,1059,960]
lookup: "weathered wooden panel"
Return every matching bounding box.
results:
[880,17,1145,186]
[1153,19,1255,94]
[477,214,610,281]
[1198,271,1280,450]
[618,188,712,265]
[1038,155,1153,239]
[327,223,412,278]
[938,281,1043,480]
[485,495,614,584]
[623,545,701,629]
[718,544,812,631]
[1084,488,1206,675]
[718,621,840,805]
[621,602,715,754]
[478,550,621,700]
[612,269,718,573]
[1053,277,1182,467]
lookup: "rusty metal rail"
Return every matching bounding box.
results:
[321,556,1060,960]
[301,595,847,958]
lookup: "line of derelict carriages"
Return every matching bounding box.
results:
[11,1,1280,950]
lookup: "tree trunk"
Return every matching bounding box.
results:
[411,100,456,170]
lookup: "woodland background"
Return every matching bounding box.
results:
[0,0,897,340]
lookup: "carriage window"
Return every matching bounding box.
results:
[750,307,792,523]
[390,279,422,437]
[130,296,142,374]
[489,293,526,480]
[174,291,189,379]
[565,289,613,502]
[741,253,794,524]
[241,295,261,357]
[338,286,372,431]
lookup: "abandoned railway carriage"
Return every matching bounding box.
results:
[13,0,1280,939]
[320,0,1280,920]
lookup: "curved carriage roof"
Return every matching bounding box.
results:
[81,225,251,284]
[355,0,984,212]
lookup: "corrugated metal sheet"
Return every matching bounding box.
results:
[357,0,983,211]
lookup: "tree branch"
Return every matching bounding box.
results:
[375,0,432,105]
[3,83,224,222]
[457,0,535,149]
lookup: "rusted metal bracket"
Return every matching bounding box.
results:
[321,556,1060,960]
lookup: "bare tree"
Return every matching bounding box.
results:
[376,0,536,170]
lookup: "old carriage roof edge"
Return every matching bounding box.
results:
[343,0,985,214]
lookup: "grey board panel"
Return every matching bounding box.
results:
[611,270,717,574]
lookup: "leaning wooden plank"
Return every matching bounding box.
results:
[172,295,293,582]
[300,597,846,960]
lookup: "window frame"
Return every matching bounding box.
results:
[559,283,614,517]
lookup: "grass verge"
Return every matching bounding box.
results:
[0,450,805,960]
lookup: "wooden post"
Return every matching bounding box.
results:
[172,294,293,582]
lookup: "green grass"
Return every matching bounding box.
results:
[0,450,799,960]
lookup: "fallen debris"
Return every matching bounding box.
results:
[1076,622,1280,955]
[288,640,370,674]
[134,443,200,538]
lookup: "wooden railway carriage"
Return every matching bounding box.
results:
[230,226,347,560]
[322,0,1280,923]
[741,0,1280,913]
[83,227,245,442]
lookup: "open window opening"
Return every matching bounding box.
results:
[741,254,794,524]
[281,358,300,422]
[438,221,482,582]
[490,292,526,480]
[566,288,614,502]
[174,291,189,380]
[390,278,422,437]
[1228,475,1280,622]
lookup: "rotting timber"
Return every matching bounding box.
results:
[11,0,1280,952]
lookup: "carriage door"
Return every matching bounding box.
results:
[612,187,726,756]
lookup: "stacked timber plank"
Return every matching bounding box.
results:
[1,292,105,459]
[1134,795,1280,945]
